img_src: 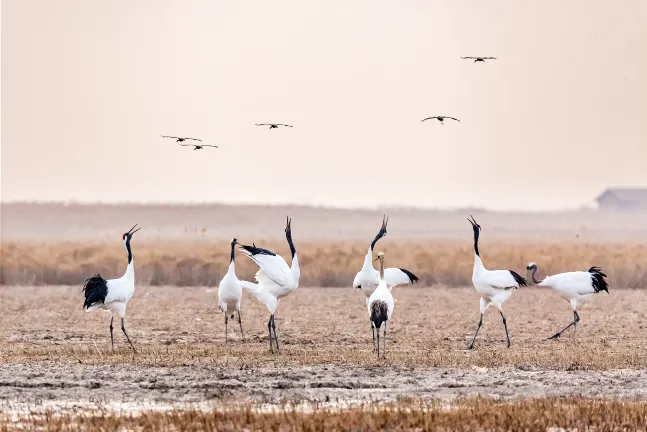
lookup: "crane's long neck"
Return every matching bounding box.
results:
[528,267,543,285]
[379,257,385,280]
[228,241,236,272]
[286,231,300,281]
[364,230,384,269]
[473,229,480,257]
[124,239,135,281]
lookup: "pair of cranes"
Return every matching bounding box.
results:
[81,214,609,358]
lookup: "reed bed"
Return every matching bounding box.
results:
[3,398,646,431]
[2,240,647,288]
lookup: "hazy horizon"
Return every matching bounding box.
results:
[2,1,646,211]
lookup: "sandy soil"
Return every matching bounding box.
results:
[1,286,646,414]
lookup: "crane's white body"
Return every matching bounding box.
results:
[85,261,134,319]
[535,271,600,310]
[472,255,520,314]
[239,249,300,314]
[218,260,242,316]
[368,278,395,321]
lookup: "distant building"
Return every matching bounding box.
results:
[595,188,647,211]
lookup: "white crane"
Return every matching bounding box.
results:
[368,252,395,359]
[217,238,246,342]
[238,216,300,353]
[82,224,140,352]
[526,262,609,340]
[353,215,418,350]
[467,215,527,349]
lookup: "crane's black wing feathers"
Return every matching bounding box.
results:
[588,266,609,293]
[82,274,108,309]
[240,244,276,256]
[399,268,419,284]
[508,270,529,287]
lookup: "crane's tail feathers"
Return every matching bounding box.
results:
[399,268,419,284]
[588,266,609,293]
[370,300,389,329]
[508,270,529,287]
[82,274,108,309]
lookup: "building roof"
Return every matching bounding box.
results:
[596,188,647,203]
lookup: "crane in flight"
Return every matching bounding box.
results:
[461,57,497,63]
[255,124,293,129]
[421,116,460,125]
[161,135,202,142]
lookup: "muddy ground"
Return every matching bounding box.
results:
[1,286,646,414]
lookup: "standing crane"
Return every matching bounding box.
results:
[82,224,141,352]
[353,215,418,351]
[467,215,527,349]
[217,238,246,342]
[526,263,609,340]
[238,217,300,353]
[368,252,395,359]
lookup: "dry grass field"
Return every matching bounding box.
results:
[4,398,647,431]
[4,239,647,288]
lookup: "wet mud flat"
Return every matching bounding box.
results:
[2,362,647,415]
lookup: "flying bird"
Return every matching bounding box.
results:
[161,135,202,142]
[179,144,218,150]
[353,215,418,351]
[421,116,460,125]
[461,57,497,63]
[255,124,293,129]
[467,215,528,349]
[237,216,300,353]
[217,238,247,342]
[82,224,141,352]
[526,263,609,340]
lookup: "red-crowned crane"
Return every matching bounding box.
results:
[82,224,141,352]
[526,262,609,340]
[467,215,528,349]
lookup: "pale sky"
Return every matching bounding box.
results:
[2,0,646,210]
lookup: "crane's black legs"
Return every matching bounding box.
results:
[225,314,229,343]
[267,315,273,352]
[267,314,279,353]
[549,310,580,340]
[383,322,387,359]
[376,324,381,359]
[109,317,114,349]
[121,318,136,353]
[500,311,511,348]
[272,315,279,353]
[238,311,244,341]
[371,321,376,352]
[468,313,483,349]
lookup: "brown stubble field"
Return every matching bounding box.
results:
[2,285,647,430]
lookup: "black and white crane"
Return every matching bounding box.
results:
[238,216,300,353]
[467,215,527,349]
[255,124,293,129]
[526,262,609,340]
[217,238,246,342]
[353,215,418,350]
[421,116,460,125]
[461,57,497,63]
[368,252,395,359]
[82,224,140,352]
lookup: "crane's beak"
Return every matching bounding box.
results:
[127,224,141,236]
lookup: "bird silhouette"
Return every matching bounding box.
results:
[255,124,293,129]
[161,135,202,142]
